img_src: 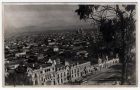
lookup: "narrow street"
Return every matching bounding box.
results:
[81,63,122,85]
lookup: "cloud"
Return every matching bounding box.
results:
[4,5,92,33]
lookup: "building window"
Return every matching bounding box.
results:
[57,74,59,79]
[35,80,38,85]
[53,80,55,85]
[75,69,76,73]
[45,70,47,72]
[61,79,63,83]
[40,71,43,73]
[64,72,66,77]
[41,77,44,81]
[46,69,50,72]
[71,70,73,74]
[48,75,50,79]
[78,73,79,77]
[77,68,79,72]
[58,79,60,84]
[49,75,51,79]
[61,73,63,77]
[35,74,37,78]
[53,67,55,71]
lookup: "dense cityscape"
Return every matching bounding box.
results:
[4,4,136,86]
[5,28,121,85]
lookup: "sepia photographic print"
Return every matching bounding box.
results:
[3,3,137,87]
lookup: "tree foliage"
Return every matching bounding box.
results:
[75,5,136,85]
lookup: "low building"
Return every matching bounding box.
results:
[27,63,55,85]
[27,57,119,85]
[97,57,119,71]
[27,60,91,85]
[69,61,91,82]
[53,46,59,52]
[15,52,26,57]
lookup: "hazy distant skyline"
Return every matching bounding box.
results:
[4,5,93,34]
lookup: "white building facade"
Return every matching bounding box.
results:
[27,57,119,85]
[27,61,92,85]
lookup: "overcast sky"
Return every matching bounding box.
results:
[4,5,92,34]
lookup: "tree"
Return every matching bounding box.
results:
[75,5,136,85]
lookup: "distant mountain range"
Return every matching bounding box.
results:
[4,24,97,39]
